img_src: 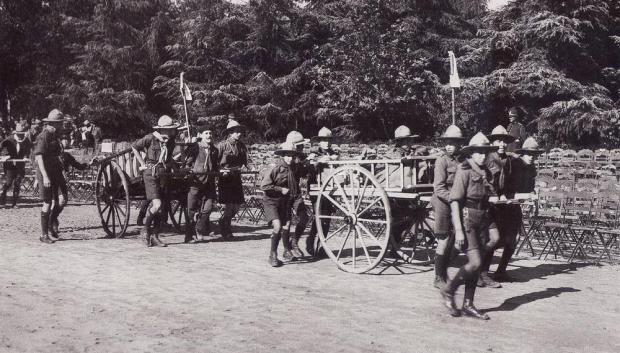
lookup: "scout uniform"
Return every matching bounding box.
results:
[217,119,248,238]
[0,123,32,207]
[440,132,498,320]
[34,109,69,243]
[506,107,526,152]
[383,126,420,247]
[261,141,300,267]
[492,137,543,280]
[183,125,220,243]
[479,125,519,288]
[306,127,340,256]
[132,115,180,247]
[431,125,466,288]
[283,130,312,258]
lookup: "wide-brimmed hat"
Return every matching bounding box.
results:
[393,125,419,143]
[459,132,499,154]
[437,124,467,143]
[42,109,67,123]
[311,126,336,142]
[515,137,544,155]
[12,123,28,135]
[153,115,181,130]
[223,119,245,135]
[286,130,309,146]
[487,125,516,143]
[274,141,300,156]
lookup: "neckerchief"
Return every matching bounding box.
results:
[466,158,489,180]
[152,131,169,165]
[199,140,212,171]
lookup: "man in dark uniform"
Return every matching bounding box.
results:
[183,124,220,243]
[478,125,518,288]
[440,132,498,320]
[493,137,543,281]
[217,118,248,239]
[506,107,526,152]
[306,127,340,256]
[132,115,180,247]
[431,125,466,288]
[261,141,300,266]
[0,123,32,207]
[34,109,69,244]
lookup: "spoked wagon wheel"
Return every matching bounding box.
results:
[390,202,437,265]
[316,165,391,274]
[168,199,189,231]
[95,161,130,238]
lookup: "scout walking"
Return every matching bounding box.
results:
[284,130,312,258]
[34,109,69,243]
[506,107,527,152]
[132,115,180,247]
[478,125,519,288]
[440,132,498,320]
[183,124,220,243]
[217,118,248,239]
[306,127,340,256]
[0,123,32,207]
[261,141,300,266]
[431,125,466,288]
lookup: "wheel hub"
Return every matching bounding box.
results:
[344,213,357,225]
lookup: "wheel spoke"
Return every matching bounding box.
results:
[357,222,383,246]
[336,226,352,261]
[324,223,348,242]
[318,215,345,220]
[111,205,116,235]
[104,205,112,227]
[114,205,123,228]
[100,203,111,215]
[355,225,373,265]
[354,174,369,213]
[357,197,383,218]
[352,223,356,268]
[334,177,353,212]
[323,193,350,216]
[114,202,126,218]
[358,218,387,224]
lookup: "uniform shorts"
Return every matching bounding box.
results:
[490,204,523,242]
[36,169,67,203]
[463,207,497,251]
[432,198,452,235]
[263,197,292,225]
[292,196,309,219]
[143,168,167,200]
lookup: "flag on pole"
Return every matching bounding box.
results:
[448,51,461,88]
[180,72,192,101]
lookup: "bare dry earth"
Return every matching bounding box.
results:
[0,202,619,353]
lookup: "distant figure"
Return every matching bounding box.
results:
[28,118,42,143]
[81,120,96,148]
[0,123,32,207]
[506,107,526,152]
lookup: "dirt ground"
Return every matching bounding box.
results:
[1,201,619,353]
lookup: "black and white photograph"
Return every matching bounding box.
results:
[0,0,619,352]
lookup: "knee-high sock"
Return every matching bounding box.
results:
[445,266,469,294]
[280,229,291,250]
[496,246,515,274]
[41,211,50,235]
[464,272,479,303]
[270,231,281,254]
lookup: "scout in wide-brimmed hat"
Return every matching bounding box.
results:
[514,137,544,155]
[286,130,309,146]
[12,123,28,136]
[311,127,335,142]
[459,132,499,155]
[487,125,516,143]
[153,115,181,130]
[393,125,419,144]
[437,124,467,143]
[223,119,245,135]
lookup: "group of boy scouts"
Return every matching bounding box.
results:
[2,106,542,320]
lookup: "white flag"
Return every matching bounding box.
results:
[448,51,461,88]
[180,72,192,101]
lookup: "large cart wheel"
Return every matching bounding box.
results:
[390,203,437,265]
[96,161,130,238]
[316,165,391,274]
[168,199,189,231]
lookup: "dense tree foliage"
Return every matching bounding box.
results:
[0,0,618,147]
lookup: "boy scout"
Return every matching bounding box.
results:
[440,132,498,320]
[285,130,311,258]
[183,124,220,243]
[261,141,300,267]
[306,127,340,256]
[431,125,466,288]
[479,125,518,288]
[217,118,248,239]
[34,109,69,244]
[493,137,543,281]
[132,115,180,247]
[0,123,32,207]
